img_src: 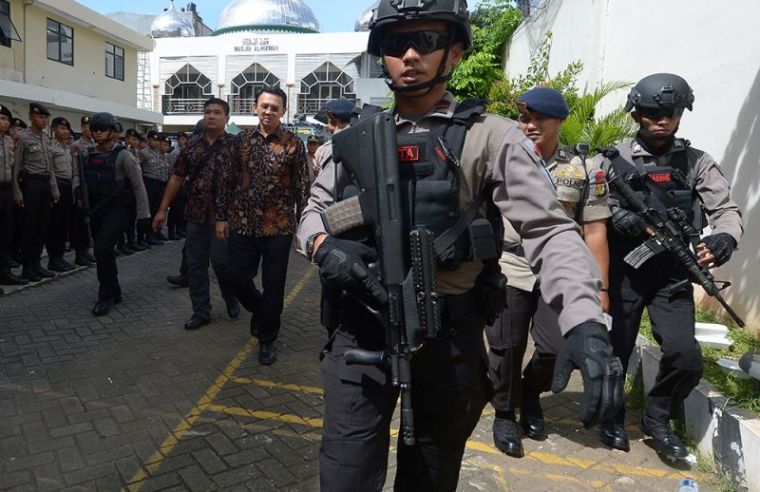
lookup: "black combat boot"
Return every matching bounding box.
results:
[48,257,76,272]
[166,274,188,287]
[492,411,524,458]
[34,262,56,278]
[75,252,95,267]
[0,268,29,285]
[599,420,630,452]
[639,414,688,459]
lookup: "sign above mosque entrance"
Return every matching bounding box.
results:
[234,38,280,53]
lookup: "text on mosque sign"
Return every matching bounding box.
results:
[234,38,280,53]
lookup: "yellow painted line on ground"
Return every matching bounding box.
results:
[231,376,324,395]
[127,268,315,490]
[207,403,324,428]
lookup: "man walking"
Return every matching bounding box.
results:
[216,87,310,365]
[153,98,240,330]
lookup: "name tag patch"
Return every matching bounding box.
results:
[397,145,421,162]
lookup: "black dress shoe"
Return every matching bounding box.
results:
[639,415,688,459]
[147,237,163,246]
[259,343,277,365]
[184,315,210,331]
[137,239,151,249]
[492,415,524,458]
[48,257,76,272]
[34,264,56,278]
[0,270,29,285]
[520,386,545,440]
[131,242,147,251]
[92,299,113,316]
[75,254,95,267]
[21,267,41,282]
[167,275,189,287]
[227,301,240,319]
[120,245,135,255]
[80,251,97,263]
[599,420,630,452]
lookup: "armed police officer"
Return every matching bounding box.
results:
[487,87,612,458]
[297,1,623,490]
[596,74,743,459]
[75,113,151,316]
[13,102,59,282]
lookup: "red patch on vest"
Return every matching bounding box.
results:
[397,145,420,162]
[649,172,671,183]
[434,147,447,161]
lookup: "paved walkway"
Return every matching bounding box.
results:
[0,241,713,491]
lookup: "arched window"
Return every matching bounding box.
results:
[228,63,280,114]
[163,64,213,114]
[298,62,356,115]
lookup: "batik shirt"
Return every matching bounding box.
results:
[173,132,238,223]
[217,125,309,237]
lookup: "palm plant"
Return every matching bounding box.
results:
[559,81,638,154]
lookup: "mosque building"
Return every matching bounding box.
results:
[138,0,387,132]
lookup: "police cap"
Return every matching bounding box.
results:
[161,134,172,144]
[326,99,355,123]
[114,121,124,133]
[12,118,27,129]
[368,0,472,57]
[29,102,51,116]
[518,87,570,119]
[81,115,91,126]
[625,73,694,112]
[146,129,160,140]
[51,117,71,130]
[307,134,322,145]
[0,104,11,119]
[125,128,142,140]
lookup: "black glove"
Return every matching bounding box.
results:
[137,218,152,235]
[700,233,736,266]
[611,208,648,237]
[552,321,624,428]
[313,236,388,305]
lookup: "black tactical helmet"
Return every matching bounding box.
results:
[367,0,472,57]
[89,112,120,130]
[625,73,694,112]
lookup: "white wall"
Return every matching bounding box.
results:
[505,0,760,331]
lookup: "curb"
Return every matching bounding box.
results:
[637,337,760,492]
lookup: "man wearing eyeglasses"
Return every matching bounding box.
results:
[595,73,743,459]
[297,1,623,489]
[216,87,310,366]
[76,112,150,316]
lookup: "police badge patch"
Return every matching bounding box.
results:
[594,170,607,197]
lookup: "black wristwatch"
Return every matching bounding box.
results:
[306,233,325,263]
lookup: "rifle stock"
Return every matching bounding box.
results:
[609,175,745,328]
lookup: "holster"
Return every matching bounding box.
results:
[474,260,507,326]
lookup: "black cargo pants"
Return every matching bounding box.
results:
[90,201,127,301]
[319,290,491,492]
[485,285,564,412]
[608,239,703,424]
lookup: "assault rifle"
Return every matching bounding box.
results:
[609,174,745,327]
[326,112,441,446]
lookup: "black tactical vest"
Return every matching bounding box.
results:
[84,145,127,202]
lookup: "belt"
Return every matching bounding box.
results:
[502,241,525,257]
[21,173,52,182]
[56,177,72,184]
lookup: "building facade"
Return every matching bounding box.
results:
[0,0,161,131]
[141,0,389,131]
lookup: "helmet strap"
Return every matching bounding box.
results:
[383,29,456,98]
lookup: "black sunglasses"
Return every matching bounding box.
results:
[90,126,111,133]
[637,107,684,120]
[380,30,451,57]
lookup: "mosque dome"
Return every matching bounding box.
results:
[214,0,321,35]
[150,0,196,38]
[355,1,378,32]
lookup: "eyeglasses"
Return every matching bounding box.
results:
[637,107,684,120]
[380,30,451,57]
[90,126,111,133]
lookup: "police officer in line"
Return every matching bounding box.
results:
[138,130,166,247]
[0,104,28,291]
[297,1,623,489]
[306,134,322,183]
[45,117,77,272]
[70,115,97,267]
[311,99,354,182]
[122,128,146,253]
[167,132,188,240]
[13,102,60,282]
[10,117,26,137]
[75,113,150,316]
[487,87,612,457]
[595,74,743,458]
